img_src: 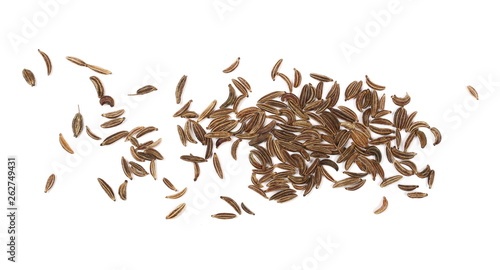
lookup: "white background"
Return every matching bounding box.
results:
[1,0,500,269]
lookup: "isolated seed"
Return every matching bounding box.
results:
[166,187,187,199]
[293,68,302,88]
[118,180,128,200]
[467,85,479,100]
[90,76,104,98]
[163,177,178,191]
[22,69,35,86]
[220,196,241,214]
[211,213,237,219]
[59,133,74,154]
[241,202,255,215]
[85,126,101,140]
[213,153,223,179]
[129,85,157,96]
[176,75,187,104]
[223,57,240,73]
[87,64,112,75]
[310,73,333,82]
[150,160,157,180]
[365,75,385,90]
[72,106,84,138]
[374,196,388,214]
[97,178,116,201]
[407,192,428,199]
[166,203,186,219]
[380,175,403,188]
[271,59,283,80]
[45,174,55,193]
[38,49,52,75]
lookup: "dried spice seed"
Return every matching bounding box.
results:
[407,192,428,199]
[222,57,240,73]
[150,160,157,180]
[380,175,403,188]
[180,155,207,163]
[193,162,200,181]
[136,126,158,138]
[101,117,125,128]
[100,131,129,146]
[118,180,128,200]
[177,125,187,146]
[22,69,36,86]
[176,75,187,104]
[87,64,112,75]
[59,133,74,154]
[72,106,84,138]
[97,178,116,201]
[310,73,333,82]
[102,109,125,119]
[220,196,241,214]
[99,95,115,107]
[391,93,411,106]
[163,177,177,191]
[374,196,388,214]
[129,85,157,96]
[66,56,86,66]
[38,49,52,75]
[166,203,186,219]
[166,187,187,199]
[198,100,217,122]
[467,85,479,100]
[213,153,223,179]
[85,126,101,140]
[211,213,237,219]
[398,185,419,191]
[293,68,302,88]
[90,76,105,98]
[45,174,55,193]
[271,59,283,80]
[241,202,255,215]
[121,156,133,180]
[365,75,385,91]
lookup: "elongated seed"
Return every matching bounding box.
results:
[211,213,237,219]
[166,203,186,219]
[38,49,52,75]
[176,75,187,104]
[59,133,74,154]
[45,174,55,193]
[223,57,240,73]
[118,180,128,200]
[220,196,241,214]
[22,69,36,86]
[166,187,187,199]
[97,178,115,201]
[374,196,388,214]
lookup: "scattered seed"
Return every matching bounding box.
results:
[166,203,186,219]
[220,196,241,214]
[211,213,237,219]
[59,133,74,154]
[223,57,240,73]
[176,75,187,104]
[118,180,128,200]
[44,174,55,193]
[38,49,52,75]
[97,178,115,201]
[467,85,479,100]
[374,196,388,214]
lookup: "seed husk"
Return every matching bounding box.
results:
[59,133,74,154]
[374,196,388,214]
[176,75,187,104]
[102,109,125,119]
[44,174,55,193]
[38,49,52,75]
[99,95,115,107]
[129,85,157,96]
[100,131,129,146]
[166,203,186,219]
[22,69,36,86]
[90,76,104,98]
[101,117,125,128]
[166,187,187,199]
[72,106,84,138]
[211,213,237,219]
[121,157,132,180]
[85,126,101,140]
[118,180,128,200]
[407,192,428,199]
[213,153,223,179]
[220,196,241,214]
[467,85,479,100]
[241,202,255,215]
[222,57,240,73]
[97,178,115,201]
[163,177,178,191]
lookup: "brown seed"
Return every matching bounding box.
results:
[100,131,129,146]
[407,192,428,199]
[173,100,193,118]
[231,138,242,160]
[135,126,158,138]
[118,180,128,200]
[467,85,479,100]
[66,56,87,66]
[277,72,293,92]
[293,68,302,88]
[129,161,149,177]
[121,156,132,180]
[380,175,403,188]
[222,57,240,73]
[271,59,283,81]
[180,155,207,163]
[102,109,125,119]
[38,49,52,75]
[166,203,186,219]
[430,127,442,146]
[391,92,411,106]
[166,187,187,199]
[177,125,187,146]
[428,170,435,189]
[44,174,55,193]
[310,73,333,82]
[150,160,157,180]
[72,106,84,138]
[333,177,362,188]
[220,196,241,214]
[198,100,217,122]
[163,177,178,191]
[100,117,125,128]
[211,213,237,219]
[59,133,74,154]
[365,75,385,90]
[213,153,223,179]
[90,76,105,98]
[398,184,419,191]
[238,77,252,92]
[193,162,200,181]
[99,95,115,107]
[85,126,101,140]
[241,202,255,215]
[144,148,164,160]
[97,178,115,201]
[126,126,144,141]
[22,69,36,86]
[87,64,112,75]
[176,75,187,104]
[128,85,157,96]
[374,196,388,214]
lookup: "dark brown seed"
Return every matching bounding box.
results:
[97,178,115,201]
[213,153,223,179]
[380,175,403,188]
[407,192,428,199]
[72,106,84,138]
[100,131,129,146]
[180,155,207,163]
[101,117,125,128]
[374,196,388,214]
[241,202,255,215]
[310,73,333,82]
[118,180,128,200]
[99,96,115,107]
[345,179,366,191]
[428,170,435,189]
[391,92,411,106]
[90,76,104,98]
[121,157,132,180]
[166,187,187,199]
[222,57,240,73]
[59,133,74,154]
[163,177,178,191]
[44,174,55,193]
[248,185,268,199]
[467,85,479,100]
[38,49,52,75]
[220,196,241,214]
[398,185,419,191]
[176,75,187,104]
[430,127,442,146]
[277,72,293,92]
[144,148,164,160]
[293,68,302,88]
[85,126,101,140]
[271,59,283,80]
[238,77,252,92]
[166,203,186,219]
[128,85,157,96]
[365,75,385,90]
[211,213,237,219]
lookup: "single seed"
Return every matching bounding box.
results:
[176,75,187,104]
[220,196,241,214]
[102,109,125,119]
[241,202,255,215]
[38,49,52,75]
[213,153,223,179]
[166,203,186,219]
[101,117,125,128]
[22,69,36,86]
[44,174,55,193]
[374,196,388,214]
[222,57,240,73]
[85,126,101,140]
[59,133,74,154]
[97,178,116,201]
[166,187,187,199]
[100,131,129,146]
[90,76,105,98]
[118,180,128,200]
[211,213,237,219]
[467,85,479,100]
[163,177,178,191]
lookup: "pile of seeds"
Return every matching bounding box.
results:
[174,58,443,215]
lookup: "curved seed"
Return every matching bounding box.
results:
[430,127,442,146]
[293,68,302,88]
[271,59,283,80]
[150,160,157,180]
[277,72,293,92]
[166,187,187,199]
[391,92,411,106]
[380,175,403,187]
[59,133,74,154]
[374,196,388,214]
[85,126,101,140]
[100,117,125,128]
[121,157,132,180]
[99,96,115,107]
[136,126,158,138]
[398,184,419,191]
[310,73,333,82]
[100,131,129,146]
[213,153,223,179]
[222,57,240,73]
[166,203,186,219]
[118,180,128,200]
[365,75,385,90]
[163,177,177,191]
[407,192,428,199]
[176,75,187,104]
[38,49,52,75]
[220,196,241,214]
[90,76,104,98]
[66,56,86,66]
[241,202,255,215]
[129,85,157,96]
[102,109,125,119]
